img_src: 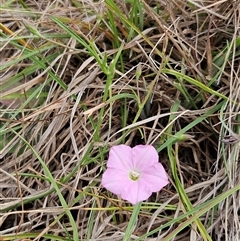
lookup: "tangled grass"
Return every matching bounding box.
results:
[0,0,240,240]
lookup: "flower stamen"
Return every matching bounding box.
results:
[129,169,140,181]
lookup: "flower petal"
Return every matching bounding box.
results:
[121,181,152,204]
[132,145,159,171]
[101,168,130,195]
[107,145,133,171]
[141,163,169,192]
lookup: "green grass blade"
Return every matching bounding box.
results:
[10,129,79,241]
[123,202,142,241]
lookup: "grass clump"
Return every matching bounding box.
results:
[0,0,239,240]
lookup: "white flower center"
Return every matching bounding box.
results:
[129,169,141,181]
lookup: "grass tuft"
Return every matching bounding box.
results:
[1,0,239,240]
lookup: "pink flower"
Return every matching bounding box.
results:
[101,144,169,205]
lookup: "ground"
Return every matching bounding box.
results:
[0,0,240,240]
